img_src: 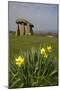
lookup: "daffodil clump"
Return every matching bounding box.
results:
[16,56,24,67]
[15,46,52,67]
[40,46,52,59]
[9,45,58,88]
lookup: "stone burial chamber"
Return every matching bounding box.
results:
[16,18,34,36]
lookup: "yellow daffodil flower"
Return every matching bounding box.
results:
[47,46,52,53]
[44,53,48,58]
[16,56,24,67]
[40,48,46,55]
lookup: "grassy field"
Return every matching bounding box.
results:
[9,33,58,58]
[9,33,58,88]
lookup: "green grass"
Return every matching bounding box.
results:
[9,33,58,57]
[9,33,58,88]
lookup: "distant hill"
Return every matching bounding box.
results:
[34,32,58,37]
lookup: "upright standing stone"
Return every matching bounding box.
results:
[26,23,31,35]
[20,23,25,35]
[16,24,20,36]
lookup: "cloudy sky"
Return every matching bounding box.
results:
[8,2,58,33]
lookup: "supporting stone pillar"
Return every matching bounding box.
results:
[25,25,27,35]
[25,23,31,35]
[20,23,25,35]
[16,24,20,35]
[16,24,18,35]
